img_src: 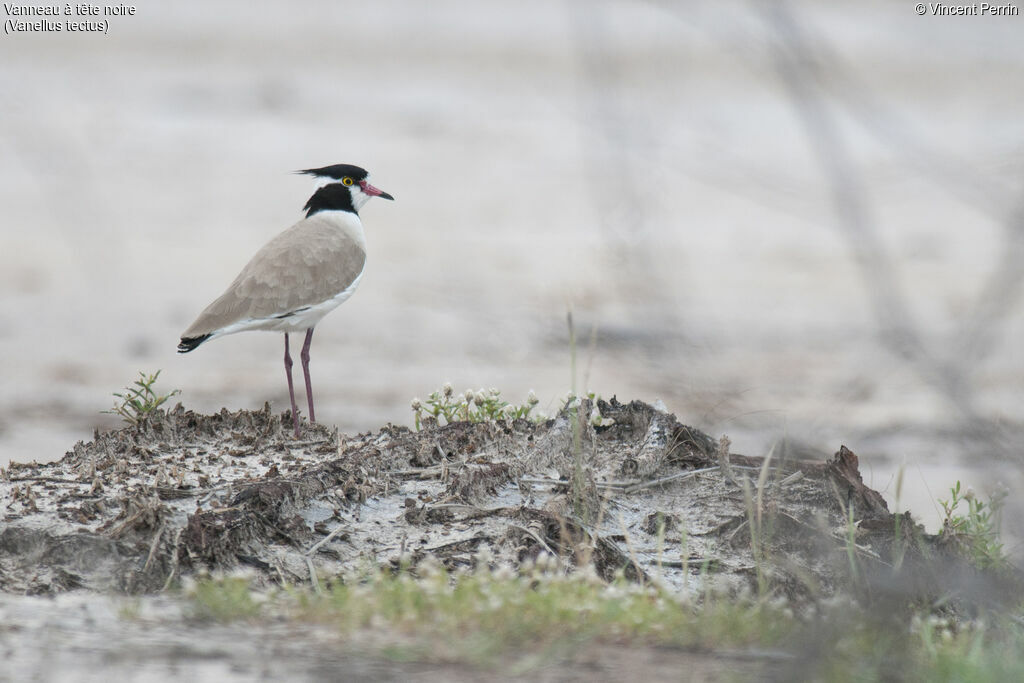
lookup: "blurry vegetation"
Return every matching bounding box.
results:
[939,480,1009,571]
[192,554,795,666]
[187,550,1024,679]
[189,575,262,622]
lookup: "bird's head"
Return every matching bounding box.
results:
[299,164,394,216]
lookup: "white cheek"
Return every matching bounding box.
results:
[350,186,371,211]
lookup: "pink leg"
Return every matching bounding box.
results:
[300,327,316,424]
[284,333,300,437]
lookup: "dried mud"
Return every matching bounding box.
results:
[0,399,1010,610]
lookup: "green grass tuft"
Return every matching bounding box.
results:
[104,370,181,425]
[189,576,263,622]
[939,480,1009,571]
[410,384,541,430]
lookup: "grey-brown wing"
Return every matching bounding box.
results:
[181,217,366,337]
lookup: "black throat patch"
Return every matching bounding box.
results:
[303,184,356,217]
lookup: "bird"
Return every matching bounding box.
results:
[177,163,393,437]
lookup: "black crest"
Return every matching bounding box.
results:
[298,164,369,182]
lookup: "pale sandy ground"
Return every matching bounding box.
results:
[2,0,1024,541]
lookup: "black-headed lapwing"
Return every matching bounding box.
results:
[178,164,393,437]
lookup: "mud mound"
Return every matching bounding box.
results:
[0,399,1008,606]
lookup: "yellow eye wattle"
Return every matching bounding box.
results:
[342,177,354,186]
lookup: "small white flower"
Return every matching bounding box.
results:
[503,404,517,418]
[527,390,539,405]
[489,387,501,397]
[476,544,493,564]
[493,564,514,581]
[963,487,976,502]
[410,397,422,411]
[442,382,454,398]
[579,563,601,585]
[229,566,258,581]
[476,391,488,406]
[535,552,552,571]
[464,389,475,403]
[419,555,441,576]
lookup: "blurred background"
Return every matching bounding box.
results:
[2,1,1022,540]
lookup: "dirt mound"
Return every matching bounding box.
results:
[0,399,1007,607]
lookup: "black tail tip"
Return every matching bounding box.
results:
[177,334,211,353]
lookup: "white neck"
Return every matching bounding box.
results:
[312,206,367,250]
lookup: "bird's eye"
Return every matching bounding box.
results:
[342,177,354,186]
